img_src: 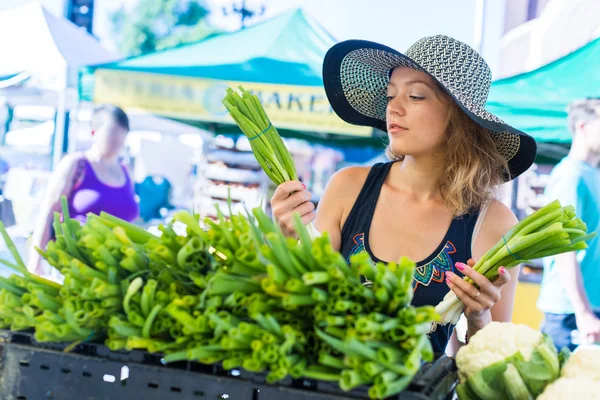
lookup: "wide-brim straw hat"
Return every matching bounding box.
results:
[322,35,537,181]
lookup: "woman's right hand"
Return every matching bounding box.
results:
[270,180,316,237]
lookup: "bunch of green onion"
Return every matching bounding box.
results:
[222,86,297,185]
[435,200,597,325]
[0,222,62,333]
[222,86,321,239]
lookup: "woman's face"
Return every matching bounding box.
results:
[386,67,450,158]
[92,117,128,157]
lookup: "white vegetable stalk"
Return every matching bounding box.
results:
[223,86,323,241]
[435,291,464,325]
[306,222,321,240]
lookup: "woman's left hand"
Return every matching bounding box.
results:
[445,259,511,324]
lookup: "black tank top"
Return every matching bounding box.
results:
[340,161,481,353]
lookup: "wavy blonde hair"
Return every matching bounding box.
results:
[385,97,509,216]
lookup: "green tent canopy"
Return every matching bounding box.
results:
[79,9,385,148]
[81,9,335,88]
[487,36,600,146]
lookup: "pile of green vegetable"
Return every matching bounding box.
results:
[0,199,438,399]
[0,224,62,334]
[0,197,208,344]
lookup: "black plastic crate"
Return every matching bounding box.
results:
[0,343,254,400]
[0,329,457,400]
[0,330,150,364]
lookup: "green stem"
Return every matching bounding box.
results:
[302,365,341,382]
[0,222,28,276]
[142,304,162,338]
[99,212,155,243]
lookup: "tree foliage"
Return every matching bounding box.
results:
[110,0,217,56]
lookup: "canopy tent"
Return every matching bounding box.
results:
[487,35,600,161]
[0,1,118,87]
[79,9,384,148]
[0,72,31,90]
[0,1,119,166]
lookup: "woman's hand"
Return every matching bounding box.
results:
[446,259,511,327]
[270,180,316,237]
[576,311,600,345]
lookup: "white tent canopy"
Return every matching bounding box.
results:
[0,1,119,89]
[0,1,120,166]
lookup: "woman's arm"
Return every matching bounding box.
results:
[271,166,369,251]
[27,154,82,274]
[471,200,520,325]
[445,200,520,356]
[314,167,369,252]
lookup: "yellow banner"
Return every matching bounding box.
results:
[93,69,372,137]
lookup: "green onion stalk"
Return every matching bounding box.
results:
[435,200,597,325]
[222,86,320,239]
[0,221,63,332]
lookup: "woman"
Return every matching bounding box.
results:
[28,105,139,276]
[270,36,537,354]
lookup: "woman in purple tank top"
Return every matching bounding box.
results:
[28,105,139,276]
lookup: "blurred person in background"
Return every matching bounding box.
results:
[537,98,600,350]
[27,105,139,277]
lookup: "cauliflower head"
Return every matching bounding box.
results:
[561,348,600,381]
[455,321,543,382]
[454,322,561,400]
[538,377,600,400]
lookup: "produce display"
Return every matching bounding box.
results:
[0,198,438,399]
[2,90,599,400]
[436,200,597,325]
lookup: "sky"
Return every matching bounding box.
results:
[3,0,506,75]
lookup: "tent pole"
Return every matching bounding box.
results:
[52,68,69,170]
[0,105,12,146]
